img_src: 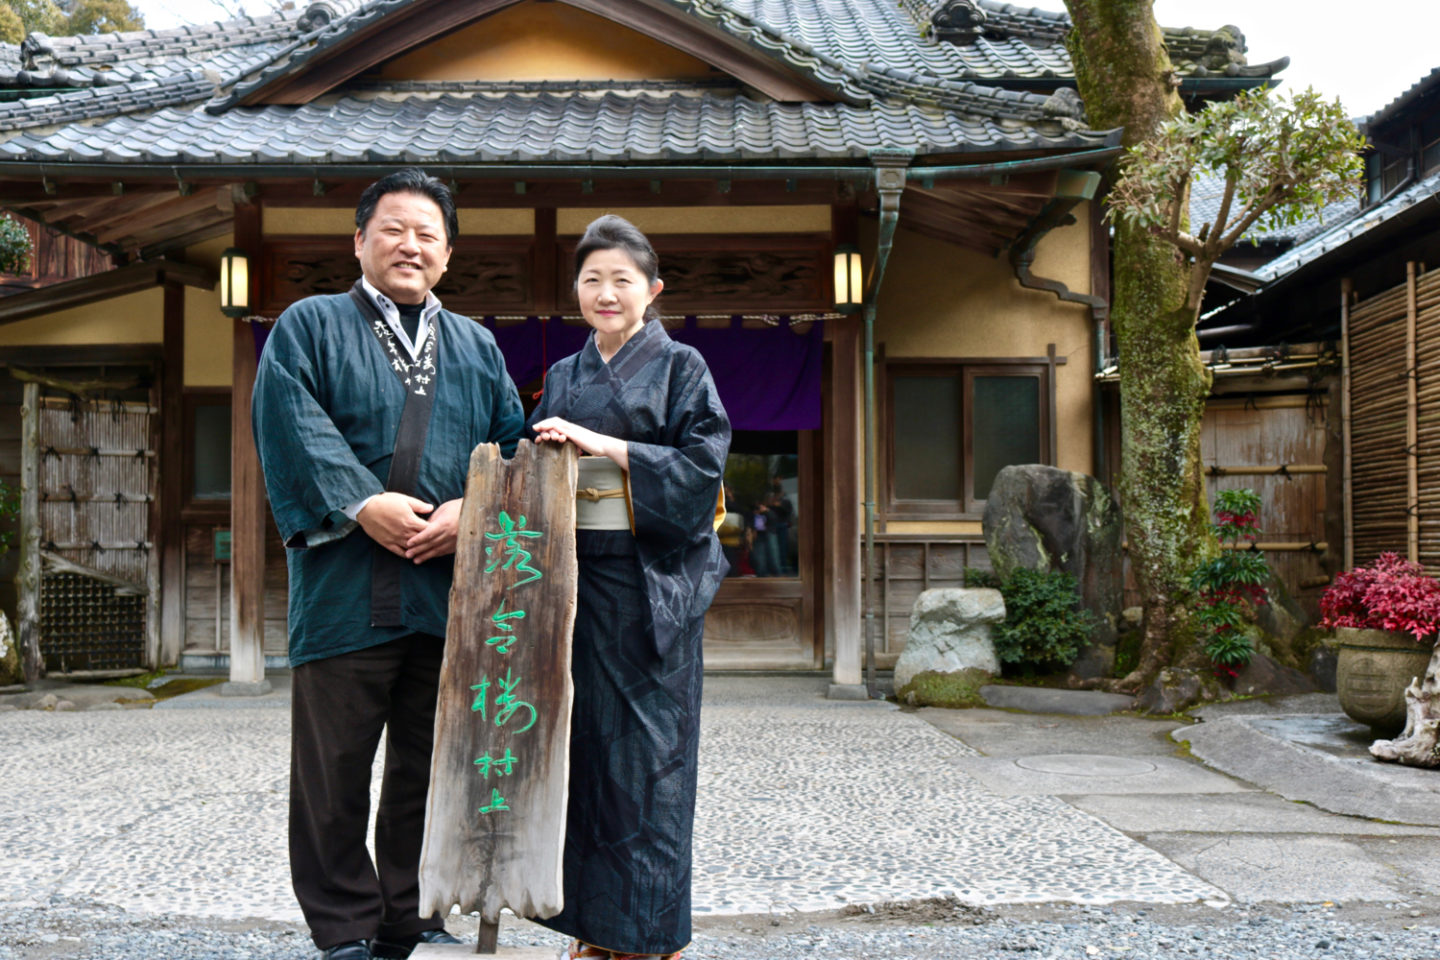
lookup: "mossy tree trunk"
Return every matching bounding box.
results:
[1065,0,1216,689]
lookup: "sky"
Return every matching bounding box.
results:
[129,0,1439,119]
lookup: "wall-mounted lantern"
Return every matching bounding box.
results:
[219,247,250,319]
[833,244,863,314]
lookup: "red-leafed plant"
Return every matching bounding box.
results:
[1320,553,1440,643]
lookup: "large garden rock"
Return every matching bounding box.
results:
[1232,652,1316,698]
[982,465,1122,679]
[893,588,1005,692]
[1136,667,1212,714]
[0,612,21,687]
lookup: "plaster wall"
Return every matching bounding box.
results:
[377,2,717,82]
[0,288,162,346]
[868,204,1097,536]
[185,236,232,387]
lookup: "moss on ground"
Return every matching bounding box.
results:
[896,668,990,709]
[104,672,225,702]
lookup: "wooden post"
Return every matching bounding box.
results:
[17,382,40,684]
[1341,277,1354,571]
[418,440,578,938]
[1406,262,1420,563]
[827,315,863,693]
[159,281,185,668]
[227,202,267,691]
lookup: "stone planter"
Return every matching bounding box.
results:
[1334,626,1435,734]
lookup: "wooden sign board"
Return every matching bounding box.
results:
[419,440,578,927]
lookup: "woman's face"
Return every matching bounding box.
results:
[576,246,662,340]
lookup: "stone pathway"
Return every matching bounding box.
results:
[0,675,1220,928]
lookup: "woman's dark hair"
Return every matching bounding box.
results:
[574,214,661,321]
[355,168,459,248]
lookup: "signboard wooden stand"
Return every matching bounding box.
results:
[418,440,578,953]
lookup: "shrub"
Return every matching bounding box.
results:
[1320,552,1440,643]
[1191,488,1267,676]
[0,214,29,276]
[963,567,1000,589]
[992,568,1092,672]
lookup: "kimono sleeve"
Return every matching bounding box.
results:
[252,307,385,548]
[626,350,731,553]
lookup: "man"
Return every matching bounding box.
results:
[253,169,525,960]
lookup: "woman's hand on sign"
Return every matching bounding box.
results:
[532,416,629,471]
[358,492,433,556]
[404,497,464,564]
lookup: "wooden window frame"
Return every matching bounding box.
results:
[181,388,232,521]
[882,357,1055,521]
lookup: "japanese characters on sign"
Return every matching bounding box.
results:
[470,511,544,817]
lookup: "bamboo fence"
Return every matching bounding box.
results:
[1346,263,1440,568]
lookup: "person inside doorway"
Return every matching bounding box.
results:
[252,168,525,960]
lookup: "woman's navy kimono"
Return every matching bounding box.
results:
[528,319,730,956]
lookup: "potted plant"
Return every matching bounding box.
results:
[1320,553,1440,734]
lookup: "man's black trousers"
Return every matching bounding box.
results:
[290,633,448,949]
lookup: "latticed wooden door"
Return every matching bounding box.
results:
[18,380,159,675]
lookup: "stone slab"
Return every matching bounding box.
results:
[0,680,153,711]
[1144,833,1420,904]
[412,946,555,959]
[825,682,870,701]
[1068,792,1440,837]
[918,707,1188,758]
[154,674,291,710]
[980,685,1135,715]
[1178,716,1440,827]
[951,754,1250,796]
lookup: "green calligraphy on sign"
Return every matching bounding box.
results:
[478,787,510,815]
[484,511,544,587]
[493,667,538,733]
[473,748,518,778]
[469,678,490,721]
[485,600,526,655]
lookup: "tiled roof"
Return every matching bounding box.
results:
[0,0,1136,165]
[1363,66,1440,130]
[1190,171,1361,249]
[1252,168,1440,283]
[0,89,1117,165]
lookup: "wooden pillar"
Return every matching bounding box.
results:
[17,382,40,684]
[159,280,185,667]
[1406,262,1420,563]
[826,315,863,691]
[227,202,268,691]
[1340,277,1354,571]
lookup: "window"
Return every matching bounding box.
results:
[885,361,1051,517]
[1421,114,1440,177]
[721,431,800,579]
[184,394,231,503]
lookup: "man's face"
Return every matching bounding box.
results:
[354,190,452,305]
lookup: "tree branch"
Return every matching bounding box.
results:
[1207,172,1239,260]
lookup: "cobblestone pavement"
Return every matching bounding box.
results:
[0,675,1220,931]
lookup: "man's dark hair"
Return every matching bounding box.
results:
[354,168,459,248]
[574,214,662,321]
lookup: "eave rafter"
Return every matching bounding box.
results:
[239,0,843,109]
[6,184,236,258]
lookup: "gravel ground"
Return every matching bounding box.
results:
[1,897,1436,960]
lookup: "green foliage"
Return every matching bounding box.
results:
[1113,626,1141,678]
[0,214,30,276]
[1109,86,1367,288]
[0,0,142,42]
[0,476,20,557]
[962,567,1001,589]
[993,568,1093,672]
[1190,488,1271,676]
[895,668,989,709]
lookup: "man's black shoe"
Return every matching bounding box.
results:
[321,941,371,960]
[371,929,463,959]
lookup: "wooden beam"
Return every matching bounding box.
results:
[160,281,185,667]
[138,218,235,260]
[229,202,266,685]
[0,260,215,327]
[92,189,227,245]
[533,207,558,314]
[1407,261,1420,563]
[17,383,41,683]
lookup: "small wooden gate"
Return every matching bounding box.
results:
[17,379,159,678]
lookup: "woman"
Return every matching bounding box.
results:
[529,215,730,960]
